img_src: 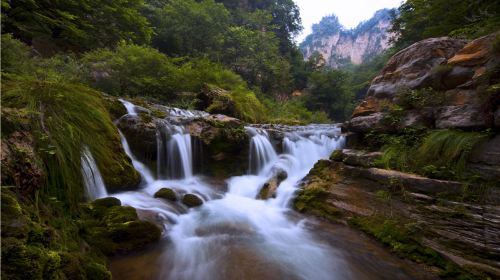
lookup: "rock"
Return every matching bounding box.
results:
[197,84,236,116]
[347,112,391,133]
[340,149,383,168]
[435,105,492,129]
[367,37,467,99]
[116,114,158,164]
[205,114,242,126]
[103,206,138,225]
[441,66,474,89]
[468,135,500,181]
[154,188,177,201]
[340,163,464,194]
[400,108,434,128]
[257,169,288,200]
[107,220,161,252]
[182,194,203,208]
[447,33,497,66]
[351,96,383,118]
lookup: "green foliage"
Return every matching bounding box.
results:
[2,76,139,206]
[376,129,489,181]
[307,69,353,121]
[391,0,500,49]
[152,0,230,56]
[2,0,152,50]
[396,88,446,109]
[1,34,32,74]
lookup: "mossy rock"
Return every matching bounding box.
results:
[1,190,31,239]
[102,206,138,225]
[107,221,161,252]
[154,188,177,201]
[92,197,122,208]
[182,194,203,208]
[330,150,344,162]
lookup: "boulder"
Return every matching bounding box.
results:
[257,169,288,200]
[197,84,236,117]
[154,188,177,201]
[468,135,500,181]
[182,194,203,208]
[367,37,467,99]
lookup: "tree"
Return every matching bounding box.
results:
[2,0,152,51]
[307,70,353,121]
[151,0,231,56]
[391,0,500,49]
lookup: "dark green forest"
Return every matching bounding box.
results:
[2,0,499,122]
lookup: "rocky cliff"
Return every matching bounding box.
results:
[300,9,395,68]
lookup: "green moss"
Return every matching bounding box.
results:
[102,206,138,225]
[92,197,122,208]
[182,194,203,208]
[329,150,344,162]
[2,77,140,205]
[294,160,342,222]
[154,188,177,201]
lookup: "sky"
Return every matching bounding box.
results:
[294,0,403,42]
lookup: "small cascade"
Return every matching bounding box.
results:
[165,126,194,179]
[119,130,155,184]
[247,127,278,174]
[119,99,137,116]
[81,147,108,201]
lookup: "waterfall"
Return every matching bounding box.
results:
[118,130,155,184]
[247,127,278,174]
[81,147,108,201]
[119,99,137,116]
[167,132,193,179]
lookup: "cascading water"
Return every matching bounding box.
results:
[119,130,155,184]
[247,127,278,174]
[81,147,108,201]
[119,98,138,116]
[109,101,425,280]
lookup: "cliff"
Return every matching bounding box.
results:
[300,9,395,68]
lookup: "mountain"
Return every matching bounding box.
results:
[300,9,395,68]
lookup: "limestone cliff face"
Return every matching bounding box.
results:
[300,9,395,68]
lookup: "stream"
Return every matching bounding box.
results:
[81,101,437,280]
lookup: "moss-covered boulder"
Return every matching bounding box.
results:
[82,200,162,255]
[154,188,177,201]
[182,194,203,208]
[0,189,112,280]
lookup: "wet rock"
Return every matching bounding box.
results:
[257,169,288,200]
[182,194,203,208]
[116,114,158,164]
[154,188,177,201]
